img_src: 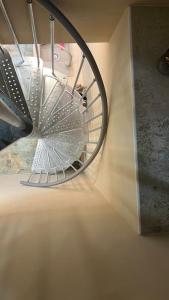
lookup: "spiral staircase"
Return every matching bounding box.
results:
[0,0,108,187]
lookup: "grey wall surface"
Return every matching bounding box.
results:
[131,6,169,233]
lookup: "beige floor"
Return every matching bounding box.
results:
[0,174,169,300]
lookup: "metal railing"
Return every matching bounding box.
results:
[0,0,108,187]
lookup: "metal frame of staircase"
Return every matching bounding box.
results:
[0,0,108,187]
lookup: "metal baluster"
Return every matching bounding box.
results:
[70,164,77,172]
[82,150,93,155]
[85,112,103,124]
[72,54,85,94]
[87,141,98,145]
[89,126,102,133]
[27,172,34,183]
[46,172,49,183]
[50,15,55,76]
[27,0,40,67]
[55,170,58,181]
[83,94,100,112]
[77,159,84,165]
[80,78,96,100]
[38,171,42,183]
[0,0,24,63]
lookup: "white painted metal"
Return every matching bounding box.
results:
[50,15,55,76]
[0,0,24,64]
[0,0,107,188]
[27,0,40,68]
[72,54,85,94]
[15,57,43,128]
[32,128,87,173]
[0,48,30,118]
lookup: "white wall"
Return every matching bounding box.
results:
[87,9,139,232]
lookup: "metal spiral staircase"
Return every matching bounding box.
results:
[0,0,108,187]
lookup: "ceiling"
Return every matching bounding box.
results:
[0,0,169,43]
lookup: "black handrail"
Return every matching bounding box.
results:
[36,0,108,171]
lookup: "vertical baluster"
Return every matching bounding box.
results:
[62,168,66,179]
[50,15,55,76]
[27,0,40,67]
[27,172,34,183]
[72,54,85,94]
[80,78,96,100]
[46,172,49,184]
[83,93,100,112]
[38,170,42,183]
[0,0,24,63]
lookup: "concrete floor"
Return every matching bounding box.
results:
[0,174,169,300]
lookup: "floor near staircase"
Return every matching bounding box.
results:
[0,138,37,174]
[0,174,169,300]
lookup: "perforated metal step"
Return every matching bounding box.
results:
[16,57,43,128]
[0,0,108,188]
[0,47,31,119]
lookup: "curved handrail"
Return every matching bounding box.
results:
[31,0,108,181]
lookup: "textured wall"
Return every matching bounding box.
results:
[131,6,169,233]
